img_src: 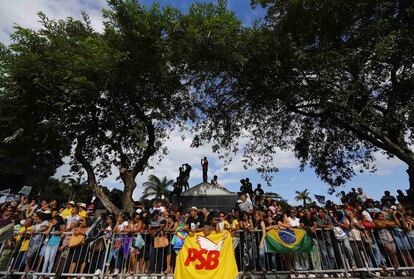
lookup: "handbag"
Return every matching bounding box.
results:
[333,226,347,241]
[68,234,85,248]
[133,234,145,249]
[154,236,169,248]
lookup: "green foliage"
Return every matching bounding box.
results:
[29,177,92,203]
[294,189,312,208]
[0,38,69,190]
[0,1,198,212]
[2,0,413,203]
[141,174,173,200]
[191,0,414,191]
[254,0,414,190]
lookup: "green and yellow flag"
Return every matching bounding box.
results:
[265,228,313,253]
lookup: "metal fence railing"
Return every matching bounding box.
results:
[0,227,414,278]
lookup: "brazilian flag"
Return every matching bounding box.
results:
[265,228,314,253]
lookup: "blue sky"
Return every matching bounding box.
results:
[139,0,265,26]
[0,0,410,204]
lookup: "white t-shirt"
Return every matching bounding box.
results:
[287,217,300,227]
[361,210,373,222]
[151,206,166,213]
[34,220,49,232]
[218,221,225,232]
[357,193,368,203]
[66,215,80,228]
[118,221,129,231]
[239,201,253,212]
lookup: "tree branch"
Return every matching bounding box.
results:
[75,133,121,214]
[131,104,157,177]
[290,103,414,165]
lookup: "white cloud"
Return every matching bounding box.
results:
[372,152,405,176]
[54,127,300,200]
[0,0,107,44]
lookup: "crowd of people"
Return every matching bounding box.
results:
[1,183,414,278]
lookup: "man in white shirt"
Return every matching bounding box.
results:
[355,203,373,222]
[287,209,301,227]
[238,194,253,214]
[356,187,368,203]
[150,201,166,214]
[65,206,80,231]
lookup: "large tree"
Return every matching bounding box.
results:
[0,0,246,214]
[189,0,414,193]
[0,45,69,190]
[0,0,196,214]
[255,0,414,192]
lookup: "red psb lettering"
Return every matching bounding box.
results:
[184,248,220,270]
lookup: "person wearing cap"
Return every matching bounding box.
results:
[77,202,88,218]
[60,201,75,219]
[182,207,204,232]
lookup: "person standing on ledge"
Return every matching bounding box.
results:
[182,163,192,191]
[201,157,208,182]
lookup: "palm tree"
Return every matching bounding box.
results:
[141,175,173,200]
[295,189,312,208]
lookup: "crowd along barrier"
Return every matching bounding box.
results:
[0,227,413,278]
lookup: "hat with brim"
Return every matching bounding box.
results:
[77,202,87,209]
[189,206,198,211]
[68,201,75,206]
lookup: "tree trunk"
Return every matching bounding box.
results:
[121,171,136,215]
[407,163,414,195]
[75,136,121,215]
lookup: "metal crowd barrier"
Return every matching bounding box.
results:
[0,227,414,278]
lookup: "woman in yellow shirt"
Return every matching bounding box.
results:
[77,203,88,218]
[13,218,33,271]
[59,201,75,219]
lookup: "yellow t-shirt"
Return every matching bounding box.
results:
[16,226,32,252]
[79,209,88,218]
[224,220,239,230]
[230,220,239,229]
[60,208,72,219]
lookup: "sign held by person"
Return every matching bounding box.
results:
[175,231,238,279]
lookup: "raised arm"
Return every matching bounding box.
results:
[259,221,266,248]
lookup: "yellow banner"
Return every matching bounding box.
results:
[174,231,238,279]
